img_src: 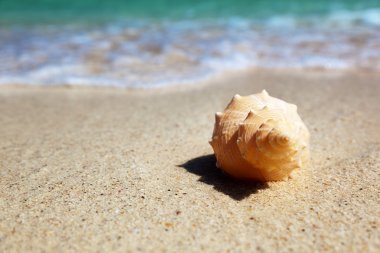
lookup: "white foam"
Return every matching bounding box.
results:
[0,10,380,88]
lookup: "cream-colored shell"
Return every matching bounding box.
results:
[209,90,310,181]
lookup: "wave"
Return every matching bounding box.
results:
[0,9,380,87]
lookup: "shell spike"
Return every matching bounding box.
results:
[233,94,242,100]
[209,139,217,149]
[215,112,223,124]
[261,89,269,97]
[246,110,258,120]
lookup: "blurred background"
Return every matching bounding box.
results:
[0,0,379,87]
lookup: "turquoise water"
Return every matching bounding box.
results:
[1,0,379,23]
[0,0,380,87]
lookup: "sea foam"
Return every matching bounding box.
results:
[0,9,380,88]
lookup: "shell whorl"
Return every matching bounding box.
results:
[210,90,310,181]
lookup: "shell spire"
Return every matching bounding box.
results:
[209,91,310,181]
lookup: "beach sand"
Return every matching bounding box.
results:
[0,69,379,252]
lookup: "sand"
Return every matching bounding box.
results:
[0,69,379,253]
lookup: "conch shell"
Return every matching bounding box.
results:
[209,90,310,181]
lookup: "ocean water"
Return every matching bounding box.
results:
[0,0,380,87]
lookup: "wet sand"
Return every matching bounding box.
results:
[0,69,379,252]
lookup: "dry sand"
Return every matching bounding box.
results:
[0,70,379,252]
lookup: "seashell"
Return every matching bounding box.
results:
[209,90,310,181]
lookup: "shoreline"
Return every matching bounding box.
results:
[1,67,380,92]
[1,69,379,252]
